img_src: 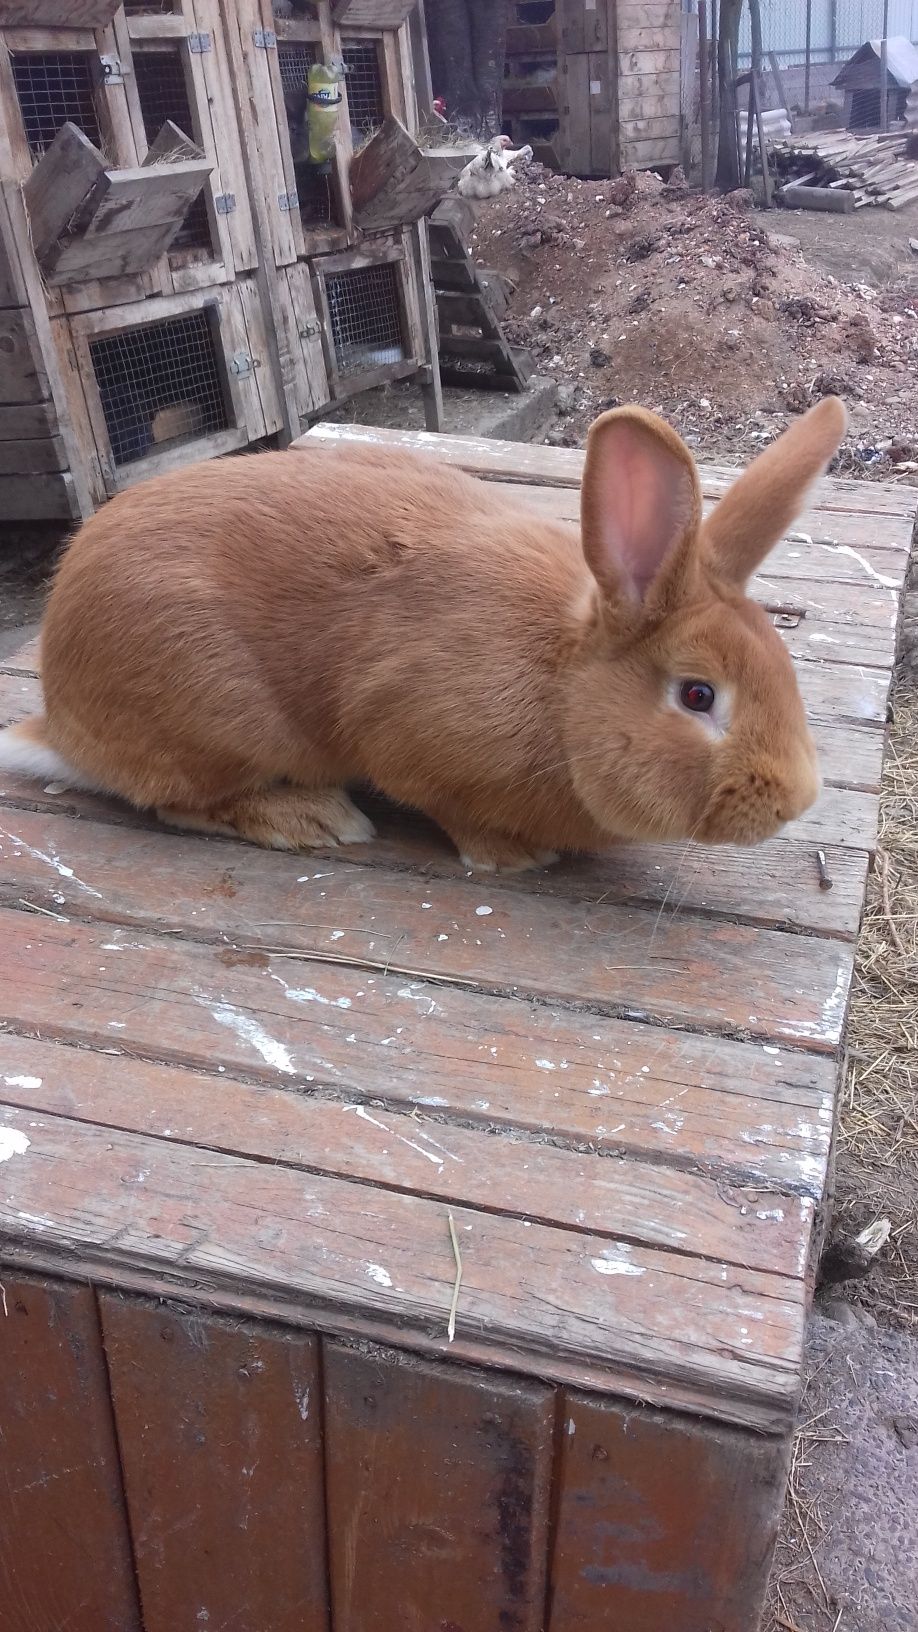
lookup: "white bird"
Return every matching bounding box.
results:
[458,136,533,200]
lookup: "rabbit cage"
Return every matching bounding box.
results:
[503,0,697,177]
[0,0,439,524]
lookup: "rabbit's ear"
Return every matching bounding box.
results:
[702,396,848,584]
[580,407,702,611]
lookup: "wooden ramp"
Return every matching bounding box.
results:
[0,427,912,1632]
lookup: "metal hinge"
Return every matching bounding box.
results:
[188,31,211,53]
[215,192,236,215]
[98,53,123,84]
[278,189,299,211]
[231,352,254,378]
[253,28,277,49]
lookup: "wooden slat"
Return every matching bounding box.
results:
[0,308,49,404]
[0,472,78,519]
[548,1391,787,1632]
[0,1274,142,1632]
[324,1343,553,1632]
[0,917,836,1195]
[299,423,918,522]
[0,1103,805,1429]
[0,806,855,1049]
[100,1295,330,1632]
[0,1025,819,1277]
[0,434,68,474]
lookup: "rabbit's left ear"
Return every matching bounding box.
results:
[580,407,702,613]
[702,397,848,585]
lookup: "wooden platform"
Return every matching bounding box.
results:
[0,426,913,1632]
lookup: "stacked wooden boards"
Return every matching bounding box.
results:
[0,426,913,1631]
[773,128,918,210]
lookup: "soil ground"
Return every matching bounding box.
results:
[1,169,916,1632]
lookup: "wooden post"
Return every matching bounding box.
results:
[804,0,812,114]
[699,0,712,190]
[768,50,789,117]
[880,1,890,133]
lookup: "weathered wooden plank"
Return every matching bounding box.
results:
[548,1391,788,1632]
[0,1025,819,1276]
[489,477,911,581]
[0,805,854,1049]
[325,1342,553,1632]
[0,0,118,20]
[0,309,49,404]
[0,402,56,437]
[23,122,106,262]
[562,51,592,174]
[0,434,68,474]
[100,1294,330,1632]
[300,424,918,523]
[0,472,78,519]
[0,1103,806,1429]
[0,1273,142,1632]
[0,915,836,1195]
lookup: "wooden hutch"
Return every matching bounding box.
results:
[0,0,441,524]
[503,0,696,177]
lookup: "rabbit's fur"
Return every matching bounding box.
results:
[0,400,846,871]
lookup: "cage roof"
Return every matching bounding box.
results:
[832,36,918,90]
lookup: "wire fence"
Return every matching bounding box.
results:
[739,1,918,113]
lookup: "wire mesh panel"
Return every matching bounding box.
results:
[90,310,230,467]
[278,41,336,226]
[133,47,212,252]
[326,263,405,377]
[10,52,102,158]
[342,40,385,136]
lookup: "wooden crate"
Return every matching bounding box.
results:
[0,428,913,1631]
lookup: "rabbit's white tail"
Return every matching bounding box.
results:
[0,719,95,790]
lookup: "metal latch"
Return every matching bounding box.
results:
[188,32,211,53]
[231,352,254,378]
[215,193,236,215]
[253,28,277,48]
[98,53,123,84]
[299,320,320,339]
[279,189,299,211]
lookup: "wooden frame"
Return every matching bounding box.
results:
[311,239,420,401]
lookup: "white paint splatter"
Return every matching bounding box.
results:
[296,1388,310,1421]
[345,1103,452,1169]
[271,974,351,1009]
[366,1263,392,1287]
[591,1256,645,1277]
[756,1208,785,1222]
[3,1075,42,1090]
[475,905,493,917]
[819,541,899,589]
[0,827,102,898]
[197,998,295,1075]
[535,1059,556,1071]
[0,1126,30,1162]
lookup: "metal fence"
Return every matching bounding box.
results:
[739,1,918,112]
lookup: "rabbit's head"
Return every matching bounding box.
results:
[563,397,847,846]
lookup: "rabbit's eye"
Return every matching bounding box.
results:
[679,681,715,713]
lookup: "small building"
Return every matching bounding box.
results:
[0,0,442,525]
[832,35,918,129]
[503,0,696,177]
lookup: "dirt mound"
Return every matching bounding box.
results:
[470,164,918,480]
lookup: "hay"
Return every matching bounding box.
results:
[838,675,918,1325]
